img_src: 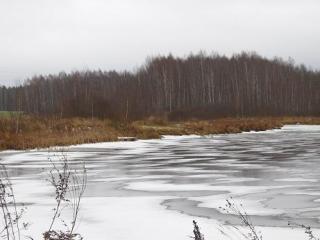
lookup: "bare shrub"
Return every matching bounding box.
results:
[44,152,87,240]
[288,222,320,240]
[0,165,25,240]
[219,198,262,240]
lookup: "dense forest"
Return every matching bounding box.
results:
[0,52,319,120]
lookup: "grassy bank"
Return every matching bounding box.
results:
[1,115,320,150]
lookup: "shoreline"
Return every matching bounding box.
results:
[1,116,320,151]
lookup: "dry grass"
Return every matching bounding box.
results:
[1,115,320,150]
[0,116,119,150]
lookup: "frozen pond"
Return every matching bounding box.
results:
[1,125,320,240]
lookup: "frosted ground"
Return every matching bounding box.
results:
[1,125,320,240]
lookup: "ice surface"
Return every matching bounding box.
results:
[0,125,320,240]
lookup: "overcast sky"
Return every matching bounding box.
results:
[1,0,320,86]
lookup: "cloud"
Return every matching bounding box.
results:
[0,0,320,85]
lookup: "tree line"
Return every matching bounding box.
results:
[0,52,319,120]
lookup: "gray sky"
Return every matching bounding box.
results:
[1,0,320,86]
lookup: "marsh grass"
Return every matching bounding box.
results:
[1,115,320,150]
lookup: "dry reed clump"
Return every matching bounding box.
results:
[182,118,282,135]
[0,116,120,150]
[144,115,169,126]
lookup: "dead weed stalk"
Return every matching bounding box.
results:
[44,152,87,240]
[0,164,25,240]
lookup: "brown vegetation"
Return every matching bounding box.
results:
[1,115,320,150]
